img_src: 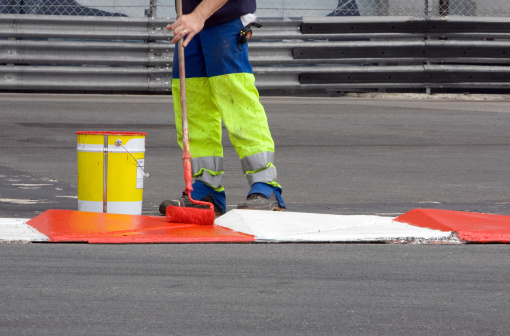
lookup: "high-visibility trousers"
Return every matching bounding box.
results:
[172,18,280,191]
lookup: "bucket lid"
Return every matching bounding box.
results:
[76,131,147,136]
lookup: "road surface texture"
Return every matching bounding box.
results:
[1,93,509,335]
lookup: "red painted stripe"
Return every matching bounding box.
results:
[27,210,255,243]
[394,209,510,243]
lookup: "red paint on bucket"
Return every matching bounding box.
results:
[394,209,510,243]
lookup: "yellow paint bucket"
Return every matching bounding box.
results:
[76,131,148,215]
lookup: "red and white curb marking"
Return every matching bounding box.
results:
[1,210,459,244]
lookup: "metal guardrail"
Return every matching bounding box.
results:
[1,14,510,94]
[301,16,510,36]
[0,39,173,66]
[0,15,171,40]
[0,65,170,92]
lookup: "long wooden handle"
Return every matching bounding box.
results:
[176,0,192,194]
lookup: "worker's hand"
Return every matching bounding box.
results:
[166,13,205,47]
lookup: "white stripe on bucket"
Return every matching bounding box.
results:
[78,200,143,215]
[76,138,146,153]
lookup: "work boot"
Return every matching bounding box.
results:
[159,194,224,217]
[237,192,285,211]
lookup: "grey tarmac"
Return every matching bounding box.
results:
[0,93,509,335]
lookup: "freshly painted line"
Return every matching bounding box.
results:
[216,210,458,243]
[26,210,255,243]
[0,218,49,242]
[394,208,510,243]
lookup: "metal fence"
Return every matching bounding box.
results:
[2,14,510,94]
[1,1,510,18]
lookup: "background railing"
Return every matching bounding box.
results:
[1,14,510,94]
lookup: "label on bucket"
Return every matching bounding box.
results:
[137,159,145,189]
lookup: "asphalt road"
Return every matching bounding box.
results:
[1,244,509,335]
[1,93,510,335]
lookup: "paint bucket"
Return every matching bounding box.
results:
[76,131,148,215]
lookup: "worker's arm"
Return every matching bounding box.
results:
[167,0,229,46]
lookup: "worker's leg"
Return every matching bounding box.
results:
[199,19,285,209]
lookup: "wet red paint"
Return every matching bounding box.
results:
[394,209,510,243]
[27,210,255,244]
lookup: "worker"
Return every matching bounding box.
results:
[159,0,286,216]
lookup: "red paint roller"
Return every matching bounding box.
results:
[166,0,216,225]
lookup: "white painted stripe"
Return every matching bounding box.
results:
[0,198,44,205]
[78,200,142,215]
[0,218,49,242]
[216,210,459,243]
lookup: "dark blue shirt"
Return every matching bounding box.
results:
[181,0,256,28]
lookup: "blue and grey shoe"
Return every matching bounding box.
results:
[237,182,286,211]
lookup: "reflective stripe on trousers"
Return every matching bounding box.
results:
[241,152,277,186]
[189,152,278,188]
[191,156,224,188]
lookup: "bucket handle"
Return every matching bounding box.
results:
[115,139,150,178]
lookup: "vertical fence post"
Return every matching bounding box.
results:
[145,0,158,17]
[439,0,449,16]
